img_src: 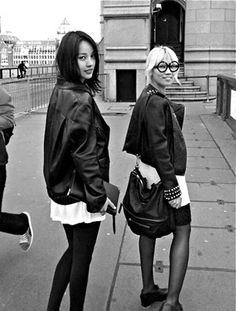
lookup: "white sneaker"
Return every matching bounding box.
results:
[19,212,33,251]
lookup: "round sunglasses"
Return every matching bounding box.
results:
[154,61,180,73]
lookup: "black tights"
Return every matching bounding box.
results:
[139,224,191,305]
[0,165,28,235]
[47,221,100,311]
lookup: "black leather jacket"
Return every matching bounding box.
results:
[123,84,187,192]
[43,78,110,213]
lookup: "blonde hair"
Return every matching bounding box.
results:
[146,46,180,85]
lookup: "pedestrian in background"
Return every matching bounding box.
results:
[0,85,33,251]
[17,61,27,78]
[43,31,115,311]
[123,46,191,311]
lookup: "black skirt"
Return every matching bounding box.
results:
[173,203,191,226]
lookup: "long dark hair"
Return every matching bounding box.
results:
[56,31,101,93]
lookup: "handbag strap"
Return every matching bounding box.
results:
[137,92,174,164]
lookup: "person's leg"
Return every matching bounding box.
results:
[165,224,191,306]
[69,221,100,311]
[139,234,156,293]
[46,224,73,311]
[0,165,6,213]
[0,165,29,235]
[139,234,168,308]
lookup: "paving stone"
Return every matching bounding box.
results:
[120,227,235,270]
[184,132,212,140]
[186,139,217,148]
[187,147,223,157]
[187,156,229,169]
[188,182,235,202]
[191,202,235,228]
[110,265,235,311]
[156,228,235,270]
[201,114,235,140]
[186,168,235,183]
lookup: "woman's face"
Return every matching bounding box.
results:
[152,55,177,90]
[77,40,96,82]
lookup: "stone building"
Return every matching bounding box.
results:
[0,33,18,66]
[100,0,236,101]
[13,40,57,66]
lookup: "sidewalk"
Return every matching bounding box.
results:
[106,100,236,311]
[0,99,235,311]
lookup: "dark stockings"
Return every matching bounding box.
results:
[46,221,100,311]
[166,224,191,305]
[139,235,156,293]
[139,224,191,303]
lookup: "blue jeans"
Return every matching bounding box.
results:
[0,165,28,234]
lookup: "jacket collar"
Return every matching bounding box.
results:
[56,76,92,95]
[146,84,166,98]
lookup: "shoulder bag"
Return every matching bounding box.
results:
[120,95,176,238]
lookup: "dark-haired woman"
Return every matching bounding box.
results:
[43,31,115,311]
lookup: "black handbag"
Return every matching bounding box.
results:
[121,165,175,238]
[121,93,176,238]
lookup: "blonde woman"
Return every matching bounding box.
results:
[123,46,191,311]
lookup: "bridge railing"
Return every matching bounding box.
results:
[216,74,236,132]
[0,65,58,79]
[0,73,108,114]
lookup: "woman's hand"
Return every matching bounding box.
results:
[169,197,182,209]
[100,197,116,216]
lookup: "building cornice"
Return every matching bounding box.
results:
[185,47,236,53]
[106,46,148,51]
[185,59,236,64]
[103,13,149,19]
[105,59,146,63]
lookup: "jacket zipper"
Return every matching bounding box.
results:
[67,169,76,196]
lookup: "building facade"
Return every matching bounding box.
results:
[0,33,18,66]
[101,0,236,101]
[0,18,73,68]
[13,40,57,66]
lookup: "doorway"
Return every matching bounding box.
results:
[151,0,185,62]
[116,70,136,102]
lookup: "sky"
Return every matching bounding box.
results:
[0,0,101,42]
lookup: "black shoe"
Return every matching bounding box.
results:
[140,285,168,308]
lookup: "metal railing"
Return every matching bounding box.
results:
[179,74,217,102]
[0,65,57,79]
[1,72,108,114]
[1,76,56,114]
[216,74,236,132]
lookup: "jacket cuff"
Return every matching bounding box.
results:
[164,185,181,201]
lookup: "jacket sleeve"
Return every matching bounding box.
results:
[0,87,15,130]
[144,96,180,194]
[69,96,106,213]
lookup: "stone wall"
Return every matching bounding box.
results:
[184,0,236,94]
[101,0,150,101]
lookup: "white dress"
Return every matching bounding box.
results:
[50,200,106,225]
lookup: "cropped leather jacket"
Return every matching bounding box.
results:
[43,78,110,212]
[123,84,187,200]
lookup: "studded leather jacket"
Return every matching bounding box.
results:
[123,84,187,200]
